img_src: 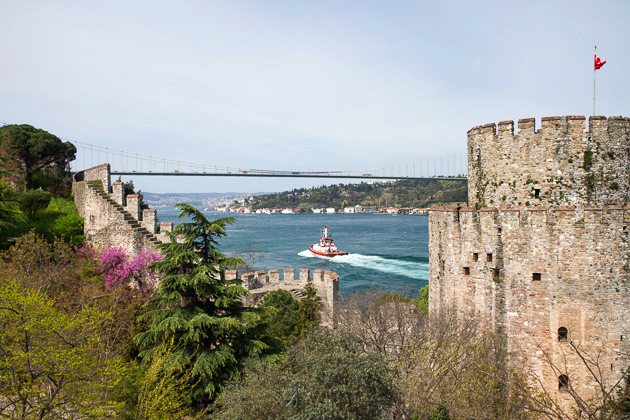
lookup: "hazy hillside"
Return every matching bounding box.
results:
[142,192,262,207]
[249,179,467,210]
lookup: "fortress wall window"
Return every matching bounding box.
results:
[621,335,624,341]
[558,375,569,391]
[534,188,541,199]
[487,253,493,262]
[463,267,470,275]
[473,253,479,262]
[533,273,542,281]
[558,327,568,342]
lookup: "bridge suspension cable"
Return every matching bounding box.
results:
[72,141,467,179]
[0,122,468,179]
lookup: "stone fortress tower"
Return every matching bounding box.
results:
[429,116,630,407]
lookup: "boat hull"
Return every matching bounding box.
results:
[309,245,348,257]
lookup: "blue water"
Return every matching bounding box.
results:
[158,209,429,297]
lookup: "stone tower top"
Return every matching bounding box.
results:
[467,115,630,208]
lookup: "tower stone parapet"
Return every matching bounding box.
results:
[431,116,630,408]
[468,116,630,209]
[227,268,339,328]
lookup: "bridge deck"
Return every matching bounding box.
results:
[110,171,467,181]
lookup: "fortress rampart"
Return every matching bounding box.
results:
[431,116,630,408]
[73,165,341,325]
[73,164,171,254]
[226,268,340,328]
[468,116,630,209]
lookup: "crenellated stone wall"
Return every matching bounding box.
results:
[226,268,340,328]
[73,164,171,254]
[431,116,630,409]
[468,116,630,209]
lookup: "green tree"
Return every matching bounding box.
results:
[19,188,51,219]
[0,281,126,419]
[0,124,76,191]
[134,204,266,404]
[258,290,301,350]
[216,332,399,420]
[418,284,429,314]
[118,340,206,420]
[0,181,19,231]
[297,279,323,336]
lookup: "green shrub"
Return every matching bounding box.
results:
[20,189,51,219]
[0,197,83,249]
[52,213,84,238]
[216,332,398,420]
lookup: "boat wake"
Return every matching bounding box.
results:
[298,250,427,280]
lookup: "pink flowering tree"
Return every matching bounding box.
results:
[98,247,163,292]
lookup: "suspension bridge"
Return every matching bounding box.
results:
[72,140,468,181]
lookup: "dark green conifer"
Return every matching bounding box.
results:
[297,279,323,336]
[134,204,266,404]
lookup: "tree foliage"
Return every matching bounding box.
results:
[0,124,76,191]
[215,332,399,420]
[134,204,266,404]
[249,178,467,210]
[0,281,126,419]
[258,290,302,350]
[98,247,163,292]
[19,188,51,219]
[398,309,535,420]
[297,279,323,335]
[0,233,149,362]
[126,340,206,420]
[0,181,19,232]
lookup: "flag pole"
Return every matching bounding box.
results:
[593,45,597,116]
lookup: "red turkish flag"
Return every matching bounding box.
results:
[594,54,606,70]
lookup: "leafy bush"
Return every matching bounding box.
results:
[257,290,302,354]
[98,247,163,292]
[0,280,127,419]
[19,188,51,219]
[216,332,399,420]
[0,181,19,232]
[0,197,84,248]
[52,213,83,237]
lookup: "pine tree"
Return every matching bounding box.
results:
[134,204,266,404]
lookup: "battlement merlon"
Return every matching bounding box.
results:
[79,163,111,193]
[468,115,630,208]
[468,115,630,140]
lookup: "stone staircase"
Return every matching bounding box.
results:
[86,180,161,246]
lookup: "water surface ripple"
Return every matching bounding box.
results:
[158,210,429,297]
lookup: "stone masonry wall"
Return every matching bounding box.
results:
[468,116,630,209]
[431,116,630,410]
[73,164,171,254]
[226,268,340,328]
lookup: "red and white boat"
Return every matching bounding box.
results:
[309,225,348,257]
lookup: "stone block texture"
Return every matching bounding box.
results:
[240,268,339,328]
[73,164,166,254]
[430,116,630,409]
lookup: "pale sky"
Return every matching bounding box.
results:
[1,0,629,193]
